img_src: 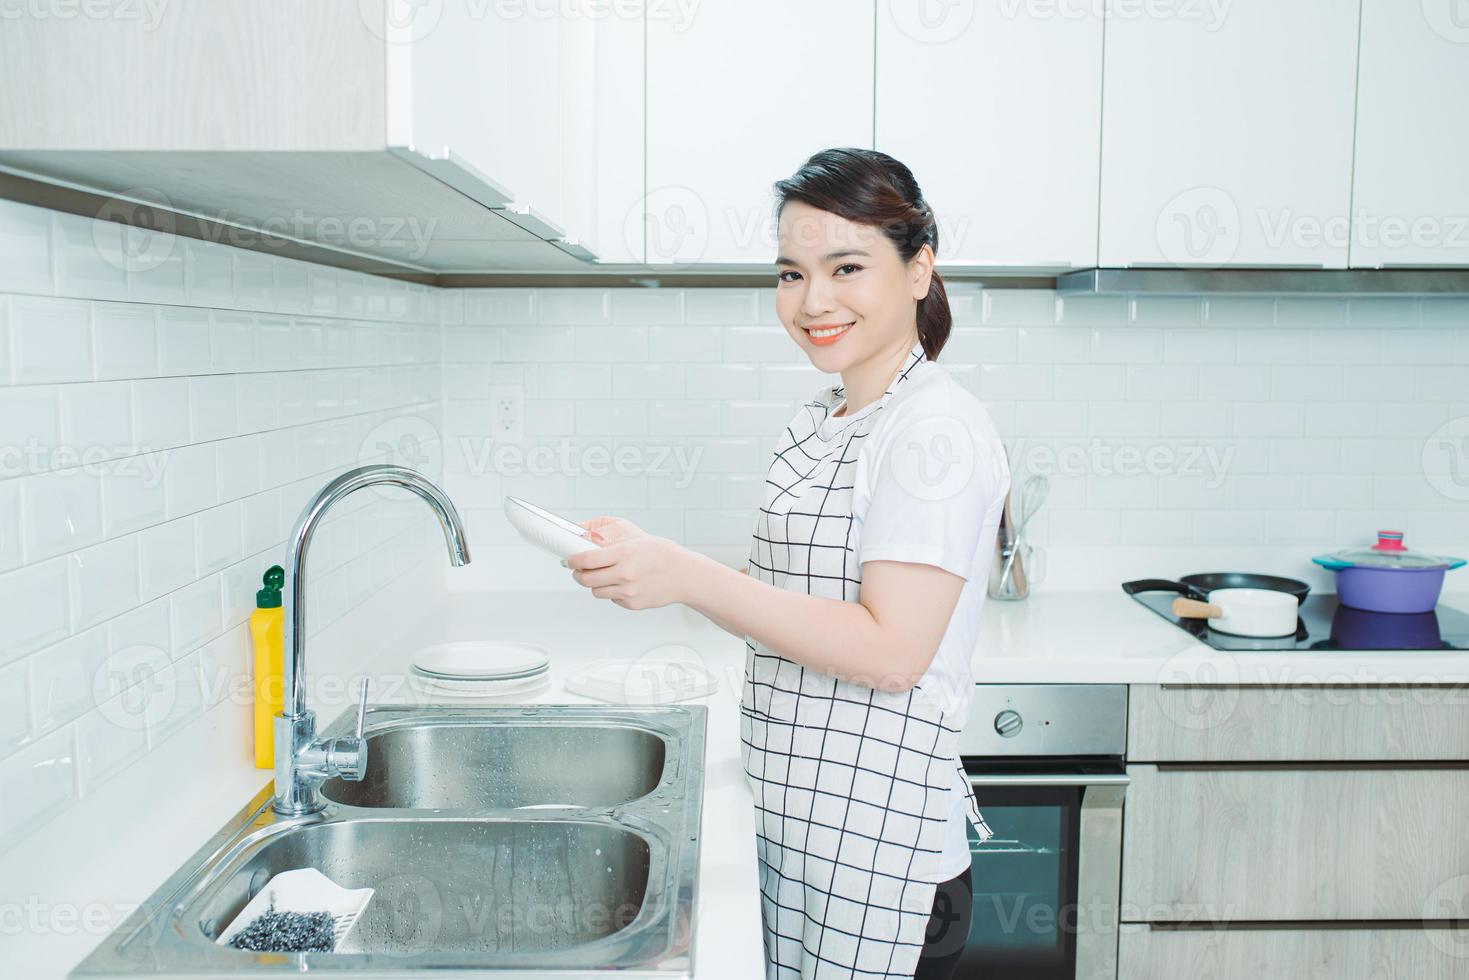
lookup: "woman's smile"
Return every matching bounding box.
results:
[803,320,855,345]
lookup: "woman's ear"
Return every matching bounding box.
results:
[910,243,935,301]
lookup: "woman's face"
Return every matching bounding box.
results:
[774,200,932,374]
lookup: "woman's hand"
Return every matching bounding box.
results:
[566,516,693,610]
[574,515,646,546]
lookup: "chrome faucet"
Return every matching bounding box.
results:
[273,465,471,815]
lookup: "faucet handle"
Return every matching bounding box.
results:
[354,676,369,739]
[320,677,371,783]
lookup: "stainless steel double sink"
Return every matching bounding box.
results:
[72,704,707,978]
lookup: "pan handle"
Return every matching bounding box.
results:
[1121,578,1188,596]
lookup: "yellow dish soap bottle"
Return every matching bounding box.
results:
[250,565,285,769]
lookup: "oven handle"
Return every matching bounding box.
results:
[968,772,1130,788]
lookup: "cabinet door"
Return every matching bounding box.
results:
[646,0,875,265]
[1350,0,1469,267]
[1119,923,1469,980]
[1121,764,1469,921]
[1098,0,1360,268]
[591,5,645,263]
[874,3,1102,270]
[1127,684,1469,762]
[402,2,572,234]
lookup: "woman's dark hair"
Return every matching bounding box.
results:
[772,147,951,360]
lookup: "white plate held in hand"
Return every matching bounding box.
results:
[504,495,601,560]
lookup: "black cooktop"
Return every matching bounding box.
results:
[1130,591,1469,651]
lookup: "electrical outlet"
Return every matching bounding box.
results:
[490,384,523,441]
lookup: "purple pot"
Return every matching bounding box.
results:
[1313,531,1466,615]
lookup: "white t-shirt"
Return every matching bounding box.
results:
[823,354,1011,881]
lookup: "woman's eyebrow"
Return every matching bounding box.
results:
[774,249,871,266]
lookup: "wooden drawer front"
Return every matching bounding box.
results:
[1119,923,1469,980]
[1122,764,1469,921]
[1128,684,1469,762]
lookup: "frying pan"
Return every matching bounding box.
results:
[1122,572,1310,604]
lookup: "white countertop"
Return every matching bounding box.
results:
[11,585,1469,979]
[975,590,1469,685]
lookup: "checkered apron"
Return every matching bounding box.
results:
[740,341,994,979]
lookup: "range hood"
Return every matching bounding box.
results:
[1058,268,1469,294]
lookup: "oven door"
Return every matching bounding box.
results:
[954,763,1127,980]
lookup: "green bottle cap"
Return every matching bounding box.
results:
[256,565,285,609]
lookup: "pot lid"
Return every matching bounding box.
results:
[1313,530,1466,572]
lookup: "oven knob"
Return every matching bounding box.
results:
[994,709,1023,738]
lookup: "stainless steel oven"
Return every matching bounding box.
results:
[954,684,1128,980]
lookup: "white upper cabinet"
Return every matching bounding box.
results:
[1350,0,1469,268]
[874,3,1103,271]
[389,1,622,254]
[645,0,875,266]
[1098,0,1360,268]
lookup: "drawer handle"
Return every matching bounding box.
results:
[969,773,1131,788]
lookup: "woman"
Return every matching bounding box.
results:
[566,147,1010,979]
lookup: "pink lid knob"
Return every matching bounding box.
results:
[1373,530,1407,552]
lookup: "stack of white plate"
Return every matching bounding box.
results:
[408,641,552,700]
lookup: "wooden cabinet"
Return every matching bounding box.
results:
[874,2,1102,270]
[1121,682,1469,978]
[645,0,874,265]
[1122,763,1469,921]
[1118,923,1469,980]
[1098,0,1360,269]
[1128,684,1469,762]
[1350,0,1469,267]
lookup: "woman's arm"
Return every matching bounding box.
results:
[565,521,968,691]
[679,551,965,692]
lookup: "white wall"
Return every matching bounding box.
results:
[0,198,444,855]
[436,285,1469,591]
[3,196,1468,862]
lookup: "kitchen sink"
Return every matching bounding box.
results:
[196,818,651,953]
[321,720,667,810]
[71,705,705,978]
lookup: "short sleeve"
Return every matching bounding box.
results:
[853,383,1009,581]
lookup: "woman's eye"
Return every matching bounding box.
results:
[777,270,801,283]
[835,264,860,276]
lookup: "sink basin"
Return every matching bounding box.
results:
[321,722,666,810]
[195,819,650,954]
[72,704,705,977]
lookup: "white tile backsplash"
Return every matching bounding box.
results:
[0,199,444,853]
[4,194,1468,856]
[441,282,1469,578]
